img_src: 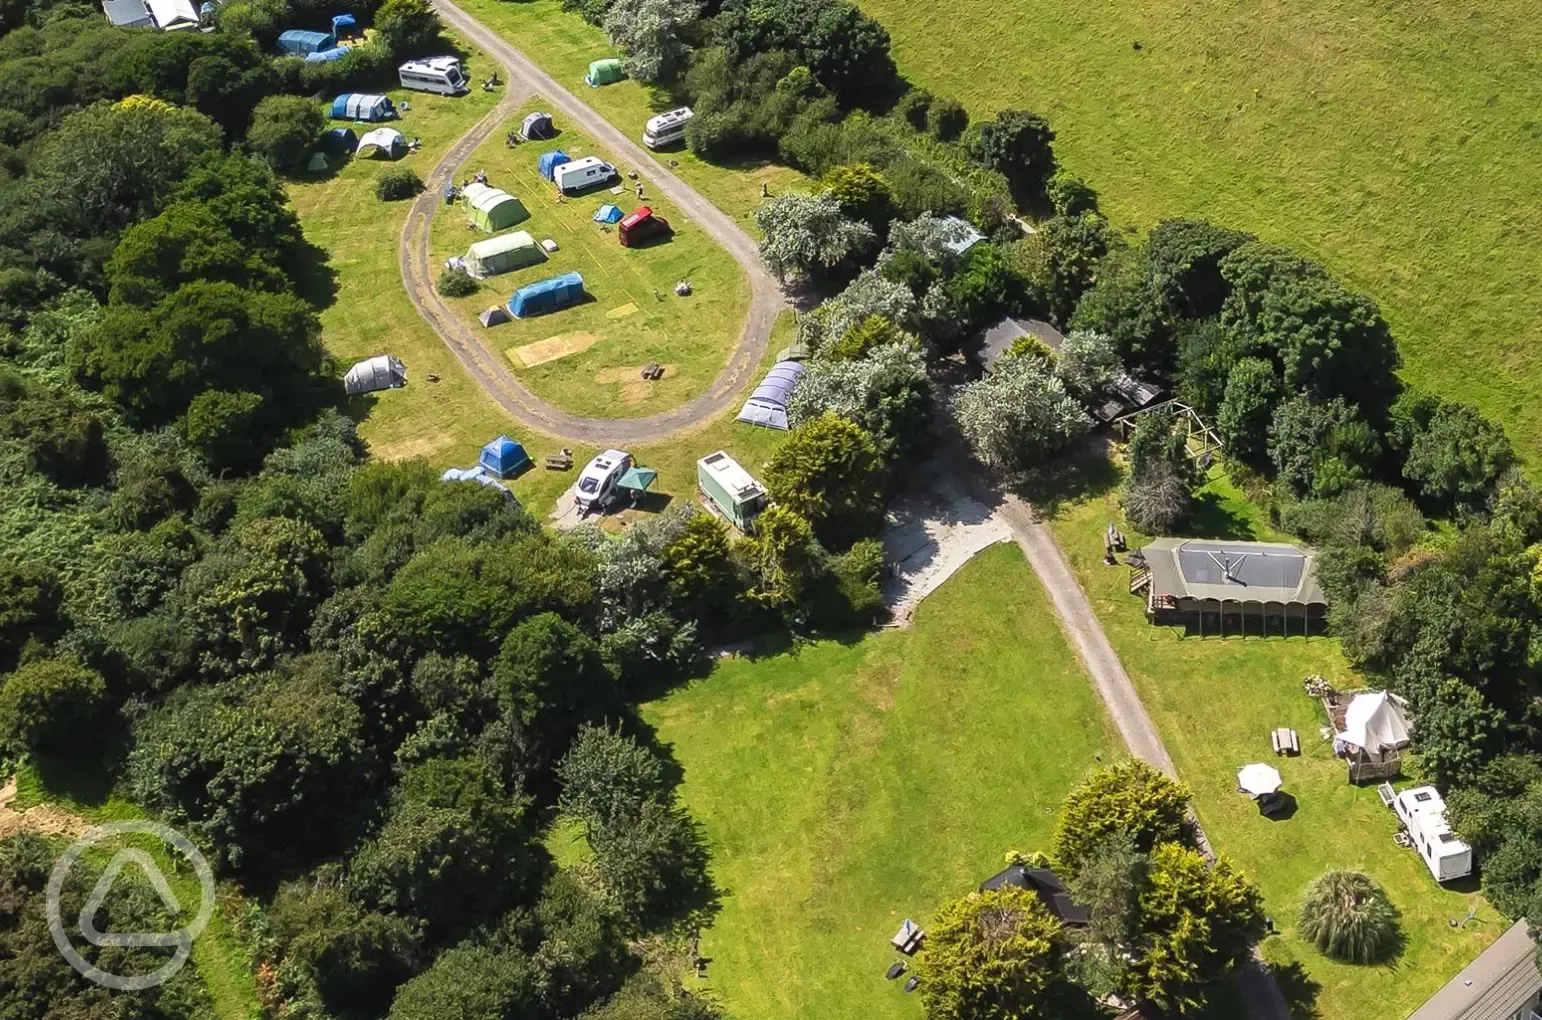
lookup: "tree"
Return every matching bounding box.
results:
[797,268,917,353]
[1054,328,1120,396]
[588,796,710,926]
[1052,760,1190,874]
[1266,396,1377,499]
[737,504,817,608]
[820,162,894,230]
[1127,844,1266,1014]
[786,344,931,457]
[1215,356,1280,469]
[765,411,886,549]
[712,0,895,102]
[604,0,701,83]
[1402,399,1514,515]
[755,191,875,282]
[1011,211,1108,323]
[1046,170,1097,217]
[1297,870,1400,964]
[827,313,915,361]
[374,0,442,56]
[951,355,1090,471]
[1069,247,1169,374]
[248,95,325,172]
[0,657,107,755]
[1123,460,1189,534]
[388,943,537,1020]
[180,389,266,472]
[915,887,1064,1020]
[970,109,1056,202]
[492,612,617,763]
[1144,219,1253,320]
[926,96,967,140]
[106,201,287,306]
[557,723,668,831]
[1416,678,1503,788]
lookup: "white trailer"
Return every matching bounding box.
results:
[1393,785,1473,883]
[642,106,692,149]
[575,449,633,513]
[399,56,468,95]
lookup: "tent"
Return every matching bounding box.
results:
[321,127,357,152]
[585,58,625,87]
[440,466,517,503]
[1336,691,1412,756]
[306,152,331,172]
[331,12,356,36]
[593,204,622,224]
[478,306,510,327]
[344,355,406,395]
[616,466,657,497]
[537,149,571,181]
[736,360,806,430]
[1237,763,1283,797]
[277,29,335,55]
[305,46,348,63]
[521,112,554,140]
[465,231,542,278]
[356,128,406,159]
[508,272,585,318]
[462,183,529,232]
[479,436,531,478]
[329,93,395,122]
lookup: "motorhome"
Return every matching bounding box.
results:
[1393,786,1474,883]
[575,450,633,514]
[398,57,468,95]
[551,156,618,194]
[642,107,693,149]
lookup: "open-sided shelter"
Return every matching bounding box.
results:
[462,183,529,231]
[356,128,406,159]
[537,150,571,180]
[344,355,406,395]
[329,93,395,122]
[736,360,805,430]
[521,112,554,140]
[1131,537,1326,634]
[585,58,625,86]
[508,272,585,318]
[277,29,335,55]
[478,436,531,478]
[465,231,542,278]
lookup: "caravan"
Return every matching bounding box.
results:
[642,107,692,149]
[1393,786,1473,883]
[575,450,634,514]
[398,57,468,95]
[551,156,618,194]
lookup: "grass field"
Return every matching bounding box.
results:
[642,543,1122,1020]
[1041,457,1498,1020]
[852,0,1542,464]
[427,99,749,417]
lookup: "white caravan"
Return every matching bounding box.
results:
[398,57,468,95]
[575,450,633,514]
[1393,786,1474,883]
[552,156,618,194]
[642,107,693,149]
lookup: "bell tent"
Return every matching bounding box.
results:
[521,112,554,140]
[465,231,542,278]
[537,150,571,181]
[277,29,335,55]
[1335,691,1412,757]
[329,93,395,122]
[479,436,531,478]
[462,182,529,231]
[344,355,407,395]
[356,128,407,159]
[585,58,625,86]
[508,272,586,318]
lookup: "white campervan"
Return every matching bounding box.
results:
[552,156,618,194]
[642,107,693,149]
[575,450,633,514]
[398,57,468,95]
[1393,785,1473,883]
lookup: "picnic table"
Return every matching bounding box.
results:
[544,449,574,470]
[1271,727,1300,756]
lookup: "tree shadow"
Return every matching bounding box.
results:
[1181,490,1259,541]
[1011,439,1122,519]
[29,751,118,808]
[288,238,340,309]
[1268,960,1323,1020]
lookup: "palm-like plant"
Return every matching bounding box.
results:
[1298,870,1401,964]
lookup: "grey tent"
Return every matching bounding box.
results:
[344,355,406,395]
[356,127,406,160]
[736,360,806,430]
[479,306,511,327]
[520,112,554,140]
[306,152,331,172]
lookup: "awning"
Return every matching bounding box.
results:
[616,466,657,493]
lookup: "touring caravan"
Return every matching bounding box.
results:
[399,56,468,95]
[551,156,618,194]
[696,451,768,532]
[575,450,634,514]
[642,107,692,149]
[1393,786,1473,883]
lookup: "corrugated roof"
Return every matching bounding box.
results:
[1407,920,1540,1020]
[1141,537,1325,605]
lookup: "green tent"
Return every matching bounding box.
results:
[463,183,529,232]
[466,231,543,278]
[585,58,625,87]
[306,152,330,172]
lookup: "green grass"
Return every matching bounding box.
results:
[428,98,749,417]
[641,542,1122,1020]
[852,0,1542,464]
[450,0,806,225]
[1041,457,1498,1020]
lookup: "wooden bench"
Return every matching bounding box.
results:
[1271,727,1300,756]
[640,361,664,380]
[544,450,574,470]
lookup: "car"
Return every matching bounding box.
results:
[617,206,672,247]
[574,449,633,513]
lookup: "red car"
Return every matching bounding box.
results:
[618,206,672,247]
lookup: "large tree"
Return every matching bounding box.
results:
[754,191,875,283]
[712,0,895,102]
[247,94,326,172]
[1052,760,1190,873]
[970,109,1056,202]
[951,354,1090,471]
[604,0,701,83]
[916,887,1064,1020]
[0,657,107,755]
[765,410,887,549]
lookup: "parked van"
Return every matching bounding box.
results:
[575,450,633,513]
[399,57,468,95]
[618,206,671,247]
[552,156,618,194]
[642,107,692,149]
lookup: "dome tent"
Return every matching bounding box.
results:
[585,58,625,86]
[277,29,335,55]
[466,231,542,278]
[462,182,529,232]
[344,355,407,395]
[329,93,395,122]
[537,150,571,181]
[321,127,357,152]
[356,128,407,160]
[479,436,531,478]
[521,112,554,140]
[508,272,585,318]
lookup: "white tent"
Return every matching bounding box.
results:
[1336,691,1411,756]
[344,355,406,395]
[356,127,406,159]
[145,0,199,29]
[1237,763,1282,797]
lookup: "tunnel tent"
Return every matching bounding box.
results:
[277,29,336,56]
[463,182,529,232]
[356,127,406,159]
[321,126,357,152]
[537,149,571,181]
[585,58,625,86]
[344,355,406,395]
[521,112,554,140]
[305,46,348,63]
[465,231,542,278]
[329,93,395,122]
[508,272,586,318]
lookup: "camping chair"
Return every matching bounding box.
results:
[885,962,905,980]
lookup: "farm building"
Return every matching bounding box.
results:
[343,355,406,395]
[1393,786,1473,883]
[1130,537,1326,634]
[508,272,585,318]
[1406,919,1540,1020]
[465,231,542,278]
[101,0,153,27]
[585,58,625,86]
[277,29,335,55]
[736,360,805,430]
[329,93,395,122]
[463,183,529,231]
[478,436,531,478]
[356,128,406,159]
[696,451,768,532]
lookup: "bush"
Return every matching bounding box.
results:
[437,267,477,297]
[1297,870,1400,964]
[895,88,931,131]
[0,657,108,754]
[927,96,968,141]
[1052,759,1190,873]
[248,95,326,172]
[376,168,424,202]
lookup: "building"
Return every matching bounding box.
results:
[1393,786,1474,883]
[143,0,198,29]
[696,451,768,532]
[976,316,1066,369]
[978,864,1091,927]
[102,0,153,28]
[1130,538,1326,635]
[1406,919,1540,1020]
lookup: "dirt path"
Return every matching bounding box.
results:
[0,775,89,840]
[402,0,786,444]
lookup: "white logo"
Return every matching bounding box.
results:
[46,821,216,990]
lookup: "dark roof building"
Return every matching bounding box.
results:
[978,864,1091,927]
[1406,919,1540,1020]
[977,316,1066,369]
[1132,538,1326,633]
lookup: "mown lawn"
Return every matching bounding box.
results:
[1042,459,1499,1020]
[852,0,1542,464]
[428,98,749,418]
[642,543,1122,1020]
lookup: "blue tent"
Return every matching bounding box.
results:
[305,46,348,63]
[509,272,586,318]
[331,12,356,35]
[277,29,336,56]
[329,93,395,122]
[321,127,357,152]
[593,204,623,224]
[478,436,531,478]
[537,150,571,181]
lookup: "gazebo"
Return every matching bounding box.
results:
[1130,538,1327,636]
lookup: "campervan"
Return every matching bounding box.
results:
[1393,786,1473,883]
[551,156,618,194]
[617,207,671,247]
[398,57,468,95]
[575,450,633,514]
[642,107,693,149]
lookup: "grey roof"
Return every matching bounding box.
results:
[1407,920,1540,1020]
[978,865,1091,926]
[344,355,406,395]
[938,215,986,256]
[102,0,151,24]
[737,360,805,430]
[978,317,1066,368]
[1141,537,1325,605]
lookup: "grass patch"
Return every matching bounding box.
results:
[641,542,1121,1020]
[428,98,750,418]
[852,0,1542,464]
[1041,458,1499,1020]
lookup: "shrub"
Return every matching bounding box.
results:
[916,886,1063,1020]
[1052,759,1190,873]
[927,96,968,141]
[436,267,477,297]
[895,88,932,131]
[248,95,326,172]
[1297,870,1400,964]
[376,168,424,202]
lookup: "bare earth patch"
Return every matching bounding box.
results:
[511,331,599,367]
[605,302,639,319]
[369,433,454,461]
[593,364,677,404]
[881,471,1012,627]
[0,775,89,840]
